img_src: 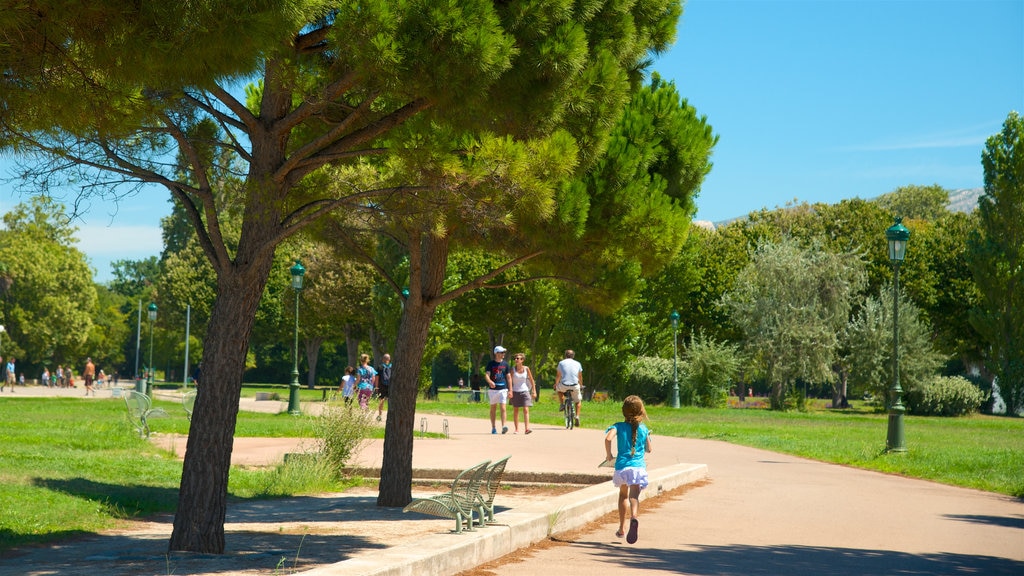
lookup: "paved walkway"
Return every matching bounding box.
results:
[2,384,1022,575]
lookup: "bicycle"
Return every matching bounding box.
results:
[563,391,576,430]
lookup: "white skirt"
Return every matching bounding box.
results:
[612,466,649,489]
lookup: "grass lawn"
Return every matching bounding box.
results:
[1,391,1021,551]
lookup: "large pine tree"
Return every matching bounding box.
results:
[0,1,699,553]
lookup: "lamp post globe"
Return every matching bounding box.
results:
[885,218,910,453]
[670,310,681,408]
[288,260,306,415]
[147,302,157,396]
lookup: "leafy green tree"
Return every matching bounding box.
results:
[723,238,866,410]
[914,212,983,363]
[844,287,945,404]
[0,197,97,373]
[0,1,693,552]
[967,111,1024,415]
[874,184,951,221]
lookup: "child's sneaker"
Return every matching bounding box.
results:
[626,518,639,544]
[491,428,497,434]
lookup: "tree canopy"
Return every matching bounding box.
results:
[0,0,694,553]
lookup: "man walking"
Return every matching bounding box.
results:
[83,357,96,396]
[556,349,583,426]
[485,346,511,434]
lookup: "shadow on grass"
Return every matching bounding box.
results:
[33,477,179,517]
[567,541,1024,576]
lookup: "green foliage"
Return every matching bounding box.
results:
[616,356,675,404]
[968,111,1024,415]
[311,403,376,477]
[0,197,97,372]
[682,331,741,408]
[723,237,866,409]
[905,375,989,417]
[844,287,945,401]
[873,184,951,221]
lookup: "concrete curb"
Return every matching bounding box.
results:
[297,462,708,576]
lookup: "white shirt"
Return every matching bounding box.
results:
[511,366,532,392]
[557,358,582,386]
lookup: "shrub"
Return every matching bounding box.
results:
[905,375,989,416]
[312,403,376,476]
[617,356,678,404]
[682,332,741,408]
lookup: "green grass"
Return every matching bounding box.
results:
[2,392,1021,552]
[0,396,350,550]
[417,392,1024,498]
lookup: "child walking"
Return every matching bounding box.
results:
[604,395,653,544]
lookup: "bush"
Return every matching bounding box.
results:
[682,332,741,408]
[312,403,376,476]
[617,356,677,404]
[905,375,989,416]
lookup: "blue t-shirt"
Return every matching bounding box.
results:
[605,422,650,470]
[485,360,510,390]
[357,366,377,390]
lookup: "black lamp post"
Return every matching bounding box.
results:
[287,260,305,415]
[147,302,157,396]
[885,217,909,453]
[670,310,681,408]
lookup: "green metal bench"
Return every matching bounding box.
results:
[476,455,511,525]
[403,460,490,533]
[182,389,197,421]
[123,390,168,438]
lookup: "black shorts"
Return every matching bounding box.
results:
[376,383,389,399]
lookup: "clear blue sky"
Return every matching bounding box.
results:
[655,0,1023,223]
[2,0,1021,281]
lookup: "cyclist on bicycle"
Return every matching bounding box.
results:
[556,349,583,427]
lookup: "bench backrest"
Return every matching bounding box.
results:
[453,460,490,504]
[480,455,511,507]
[123,390,152,419]
[182,390,197,421]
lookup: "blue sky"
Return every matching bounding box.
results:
[657,0,1023,223]
[2,0,1022,281]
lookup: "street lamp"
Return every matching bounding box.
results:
[287,260,306,415]
[670,310,681,408]
[885,217,910,453]
[147,302,157,396]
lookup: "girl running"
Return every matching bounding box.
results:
[604,395,653,544]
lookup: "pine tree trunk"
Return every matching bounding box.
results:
[377,232,448,507]
[168,250,274,553]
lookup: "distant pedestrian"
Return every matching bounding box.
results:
[604,395,653,544]
[83,358,96,396]
[339,366,356,406]
[510,353,537,434]
[5,357,16,391]
[376,353,393,422]
[356,354,377,410]
[42,367,51,388]
[485,346,511,434]
[556,349,584,426]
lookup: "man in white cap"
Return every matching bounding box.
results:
[485,345,511,434]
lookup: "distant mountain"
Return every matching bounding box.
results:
[946,187,983,213]
[696,187,984,230]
